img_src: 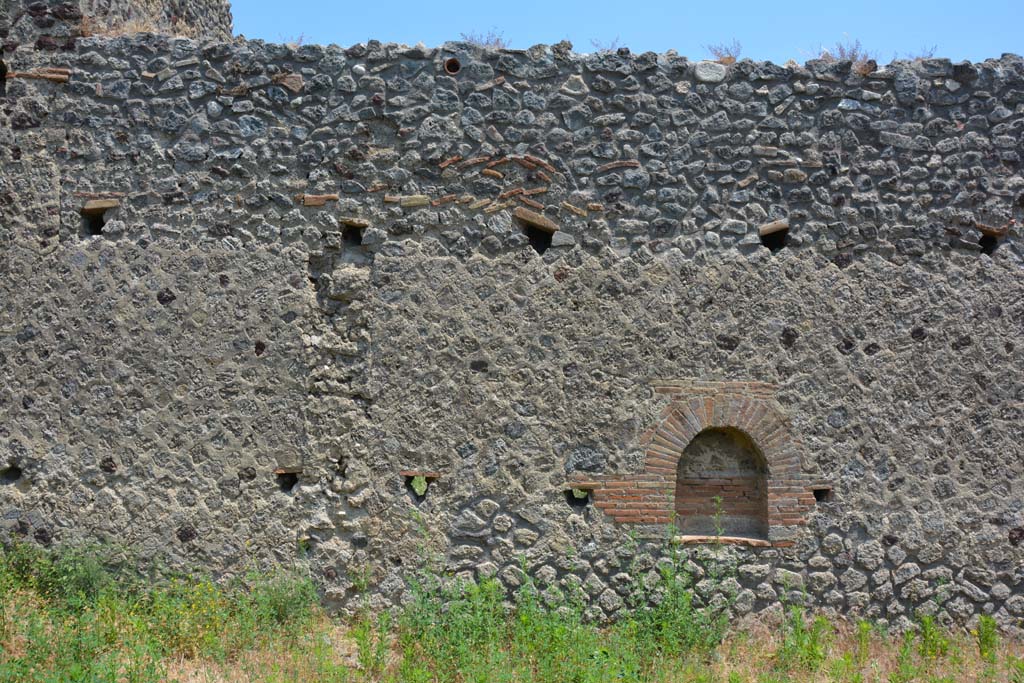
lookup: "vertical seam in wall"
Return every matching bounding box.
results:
[300,250,320,473]
[59,123,66,239]
[364,251,377,424]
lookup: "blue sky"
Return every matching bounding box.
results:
[233,0,1021,63]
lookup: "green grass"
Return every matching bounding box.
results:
[0,542,331,682]
[1,542,1021,682]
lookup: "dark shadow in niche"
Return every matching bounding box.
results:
[812,486,834,503]
[676,427,768,540]
[979,234,998,255]
[564,488,591,509]
[80,208,108,237]
[275,469,300,493]
[524,224,553,255]
[0,60,7,97]
[1,465,22,484]
[760,227,789,253]
[343,225,364,247]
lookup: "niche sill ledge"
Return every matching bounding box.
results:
[674,534,771,548]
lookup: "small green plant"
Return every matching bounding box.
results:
[410,475,428,497]
[712,494,726,540]
[243,567,318,628]
[828,652,863,683]
[1009,656,1024,683]
[351,563,373,595]
[890,631,921,683]
[2,540,115,608]
[628,541,730,658]
[855,619,873,665]
[918,614,950,659]
[775,605,832,671]
[976,614,999,664]
[353,609,391,678]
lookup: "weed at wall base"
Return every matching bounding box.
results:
[4,541,1024,682]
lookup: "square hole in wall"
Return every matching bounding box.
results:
[979,234,998,255]
[400,470,439,502]
[1,464,22,485]
[81,211,106,236]
[524,225,553,255]
[275,467,301,493]
[564,488,591,508]
[79,200,118,238]
[343,225,364,247]
[812,486,834,503]
[760,226,789,253]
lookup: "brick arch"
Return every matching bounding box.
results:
[566,380,817,546]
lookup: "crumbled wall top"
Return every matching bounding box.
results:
[3,35,1021,263]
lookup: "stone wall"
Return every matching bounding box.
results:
[1,34,1022,633]
[0,0,233,48]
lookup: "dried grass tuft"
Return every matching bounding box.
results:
[705,40,742,65]
[460,29,509,49]
[820,38,878,75]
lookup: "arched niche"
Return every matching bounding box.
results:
[566,380,821,547]
[675,427,768,539]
